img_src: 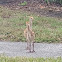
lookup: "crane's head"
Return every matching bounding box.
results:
[26,21,29,26]
[30,17,33,20]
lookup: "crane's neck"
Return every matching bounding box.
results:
[29,18,32,30]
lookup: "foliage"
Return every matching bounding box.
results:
[0,56,62,62]
[44,0,62,5]
[20,1,27,6]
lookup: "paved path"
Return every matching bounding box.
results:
[0,41,62,58]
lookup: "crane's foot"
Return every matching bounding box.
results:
[31,50,35,53]
[26,50,35,53]
[28,50,35,53]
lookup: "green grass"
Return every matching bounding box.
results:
[0,6,62,42]
[0,56,62,62]
[20,1,27,6]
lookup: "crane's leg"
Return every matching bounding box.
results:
[32,41,35,52]
[28,41,31,52]
[26,39,29,50]
[26,33,29,50]
[27,37,31,52]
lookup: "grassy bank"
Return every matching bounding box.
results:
[0,56,62,62]
[0,6,62,43]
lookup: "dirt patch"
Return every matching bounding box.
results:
[0,0,62,18]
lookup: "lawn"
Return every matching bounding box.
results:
[0,6,62,43]
[0,56,62,62]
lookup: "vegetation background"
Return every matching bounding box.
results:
[0,0,62,43]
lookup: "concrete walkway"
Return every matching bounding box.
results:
[0,41,62,58]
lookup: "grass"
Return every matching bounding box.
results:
[0,56,62,62]
[20,1,27,6]
[0,6,62,43]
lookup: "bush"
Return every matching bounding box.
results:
[20,1,27,6]
[44,0,62,5]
